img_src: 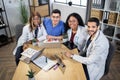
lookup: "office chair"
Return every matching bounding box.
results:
[15,24,24,42]
[104,42,115,76]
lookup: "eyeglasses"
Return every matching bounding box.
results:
[68,20,77,23]
[52,16,60,19]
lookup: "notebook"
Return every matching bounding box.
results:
[20,48,45,63]
[32,56,57,71]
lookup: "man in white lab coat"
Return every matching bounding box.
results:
[65,17,109,80]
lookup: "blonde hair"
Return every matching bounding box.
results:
[29,11,41,32]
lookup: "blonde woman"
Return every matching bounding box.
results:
[13,12,47,65]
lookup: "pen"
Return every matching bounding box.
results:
[53,63,60,70]
[46,57,47,63]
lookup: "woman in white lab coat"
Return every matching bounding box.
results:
[66,13,88,51]
[13,12,47,65]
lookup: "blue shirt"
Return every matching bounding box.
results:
[43,18,65,36]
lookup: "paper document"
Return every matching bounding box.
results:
[21,48,38,58]
[33,56,57,71]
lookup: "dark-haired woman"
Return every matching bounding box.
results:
[66,13,88,51]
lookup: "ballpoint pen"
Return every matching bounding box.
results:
[46,57,47,63]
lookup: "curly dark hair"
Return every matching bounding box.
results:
[65,13,84,30]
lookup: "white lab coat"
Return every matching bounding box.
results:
[72,30,109,80]
[67,26,88,50]
[13,24,47,55]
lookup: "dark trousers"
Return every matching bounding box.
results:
[15,46,23,65]
[82,64,90,80]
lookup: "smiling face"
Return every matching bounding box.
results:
[32,16,40,26]
[68,16,78,31]
[87,22,99,36]
[51,13,61,26]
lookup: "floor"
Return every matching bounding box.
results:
[0,41,120,80]
[0,42,16,80]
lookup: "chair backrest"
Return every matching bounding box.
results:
[104,42,115,75]
[15,24,24,42]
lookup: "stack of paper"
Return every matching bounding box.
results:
[21,48,38,58]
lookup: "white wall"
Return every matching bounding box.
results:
[49,0,54,14]
[52,3,87,22]
[0,0,29,37]
[0,1,87,36]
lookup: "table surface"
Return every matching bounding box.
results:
[12,44,86,80]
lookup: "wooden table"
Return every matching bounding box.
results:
[12,44,86,80]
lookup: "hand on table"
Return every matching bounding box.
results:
[64,52,72,58]
[23,41,31,50]
[23,43,29,50]
[46,35,59,41]
[46,35,53,40]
